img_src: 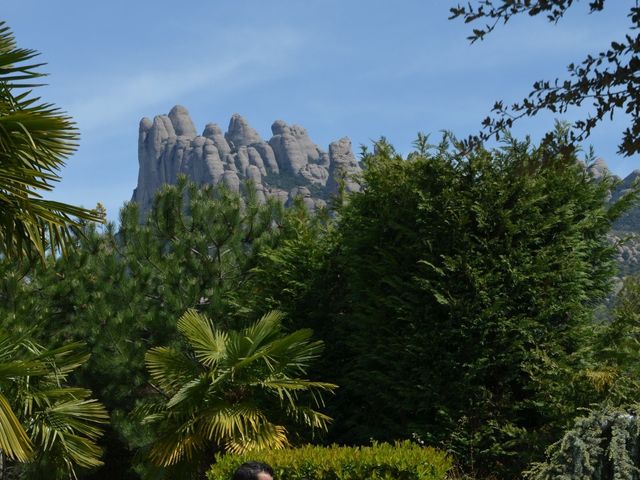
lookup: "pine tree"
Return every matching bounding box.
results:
[0,179,320,478]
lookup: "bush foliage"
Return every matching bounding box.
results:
[526,405,640,480]
[207,441,452,480]
[255,131,640,477]
[2,133,640,479]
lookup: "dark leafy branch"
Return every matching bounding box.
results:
[450,1,640,157]
[450,1,608,43]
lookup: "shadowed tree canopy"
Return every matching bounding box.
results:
[450,1,640,157]
[263,130,640,478]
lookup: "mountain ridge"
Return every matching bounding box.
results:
[131,106,640,276]
[132,105,361,216]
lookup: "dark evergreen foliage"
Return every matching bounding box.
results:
[0,179,307,478]
[256,132,640,478]
[3,133,640,478]
[592,275,640,403]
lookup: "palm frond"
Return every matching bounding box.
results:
[56,433,104,469]
[198,403,267,441]
[0,20,104,259]
[148,417,205,466]
[176,309,228,368]
[0,392,33,461]
[0,22,44,89]
[257,377,337,395]
[241,310,286,351]
[23,392,108,477]
[0,358,49,379]
[284,404,333,430]
[224,312,284,366]
[144,309,333,470]
[261,330,324,372]
[226,424,288,454]
[167,374,211,409]
[145,346,200,393]
[0,327,107,476]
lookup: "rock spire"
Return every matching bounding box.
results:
[132,106,361,216]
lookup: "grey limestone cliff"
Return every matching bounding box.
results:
[132,105,361,216]
[133,115,640,277]
[582,158,640,276]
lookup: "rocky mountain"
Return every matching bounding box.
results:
[131,107,640,277]
[586,158,640,275]
[132,105,361,216]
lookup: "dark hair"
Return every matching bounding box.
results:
[232,461,274,480]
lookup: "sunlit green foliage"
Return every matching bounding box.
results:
[139,309,335,478]
[0,328,108,479]
[526,405,640,480]
[589,275,640,404]
[0,179,322,478]
[2,123,639,479]
[0,21,102,259]
[0,20,110,480]
[208,441,452,480]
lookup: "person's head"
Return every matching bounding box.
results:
[232,461,274,480]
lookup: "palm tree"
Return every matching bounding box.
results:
[0,20,103,259]
[142,309,336,475]
[0,21,108,478]
[0,328,108,479]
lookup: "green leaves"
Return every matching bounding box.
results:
[177,309,228,368]
[0,392,33,462]
[0,328,108,478]
[0,179,319,477]
[141,309,336,474]
[310,133,633,477]
[0,20,103,259]
[526,405,640,480]
[450,2,640,158]
[208,441,453,480]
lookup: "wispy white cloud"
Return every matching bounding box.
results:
[68,27,305,133]
[381,21,615,81]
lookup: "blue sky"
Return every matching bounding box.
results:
[4,1,637,221]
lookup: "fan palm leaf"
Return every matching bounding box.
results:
[0,328,108,477]
[146,346,201,392]
[176,309,228,368]
[27,398,108,469]
[0,20,103,259]
[0,392,32,461]
[143,309,337,471]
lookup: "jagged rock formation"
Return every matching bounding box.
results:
[132,105,361,216]
[583,158,640,276]
[132,110,640,277]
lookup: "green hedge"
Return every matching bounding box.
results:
[207,441,452,480]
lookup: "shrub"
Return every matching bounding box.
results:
[207,441,452,480]
[298,131,639,478]
[526,405,640,480]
